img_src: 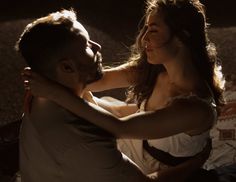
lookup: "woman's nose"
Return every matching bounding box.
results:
[89,40,101,53]
[141,32,149,47]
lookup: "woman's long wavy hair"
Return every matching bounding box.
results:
[126,0,225,108]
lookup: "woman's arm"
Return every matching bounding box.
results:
[93,96,138,118]
[82,91,138,118]
[85,63,136,92]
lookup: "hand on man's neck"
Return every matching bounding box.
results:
[80,90,98,105]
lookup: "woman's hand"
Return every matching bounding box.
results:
[21,67,58,100]
[81,91,98,105]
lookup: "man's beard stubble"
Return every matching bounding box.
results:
[85,52,103,85]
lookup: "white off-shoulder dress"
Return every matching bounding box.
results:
[117,95,217,175]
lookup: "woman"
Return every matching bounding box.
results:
[23,0,224,176]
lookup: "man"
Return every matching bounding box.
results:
[16,10,209,182]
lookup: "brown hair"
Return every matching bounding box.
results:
[16,10,83,79]
[126,0,224,107]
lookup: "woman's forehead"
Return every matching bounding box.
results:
[146,9,164,25]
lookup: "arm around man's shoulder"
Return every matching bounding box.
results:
[118,95,215,139]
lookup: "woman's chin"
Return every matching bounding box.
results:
[147,59,161,65]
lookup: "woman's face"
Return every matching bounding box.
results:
[142,9,178,64]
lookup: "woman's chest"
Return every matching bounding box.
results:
[145,76,179,111]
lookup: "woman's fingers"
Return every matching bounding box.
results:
[21,73,31,81]
[21,67,32,81]
[24,66,31,72]
[24,80,31,90]
[21,67,54,98]
[21,67,42,82]
[21,67,34,91]
[22,67,32,76]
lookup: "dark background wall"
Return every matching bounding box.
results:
[1,0,236,25]
[0,0,236,42]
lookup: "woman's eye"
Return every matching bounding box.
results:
[148,30,158,33]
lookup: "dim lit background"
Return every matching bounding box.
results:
[0,0,236,125]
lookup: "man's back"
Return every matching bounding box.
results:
[20,97,147,182]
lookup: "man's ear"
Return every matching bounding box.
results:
[57,59,77,73]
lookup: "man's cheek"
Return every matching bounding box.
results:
[85,69,103,84]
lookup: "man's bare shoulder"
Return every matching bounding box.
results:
[29,97,75,125]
